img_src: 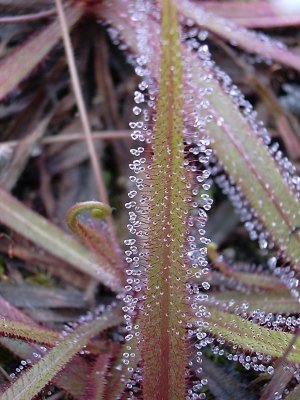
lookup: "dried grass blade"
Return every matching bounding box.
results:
[0,6,83,100]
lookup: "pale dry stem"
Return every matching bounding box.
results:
[54,0,117,241]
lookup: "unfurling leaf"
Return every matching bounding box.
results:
[66,201,126,291]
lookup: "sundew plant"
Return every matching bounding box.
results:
[0,0,299,399]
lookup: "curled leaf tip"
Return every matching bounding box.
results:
[207,242,218,252]
[90,207,111,219]
[66,201,112,234]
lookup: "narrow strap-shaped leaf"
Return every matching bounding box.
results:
[0,318,58,345]
[207,243,286,290]
[201,1,300,29]
[0,189,123,292]
[205,308,300,362]
[104,338,139,400]
[98,1,300,269]
[54,354,90,399]
[178,0,300,71]
[83,353,110,400]
[186,27,300,270]
[140,1,188,399]
[0,306,123,400]
[209,291,299,314]
[0,297,90,399]
[187,50,300,269]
